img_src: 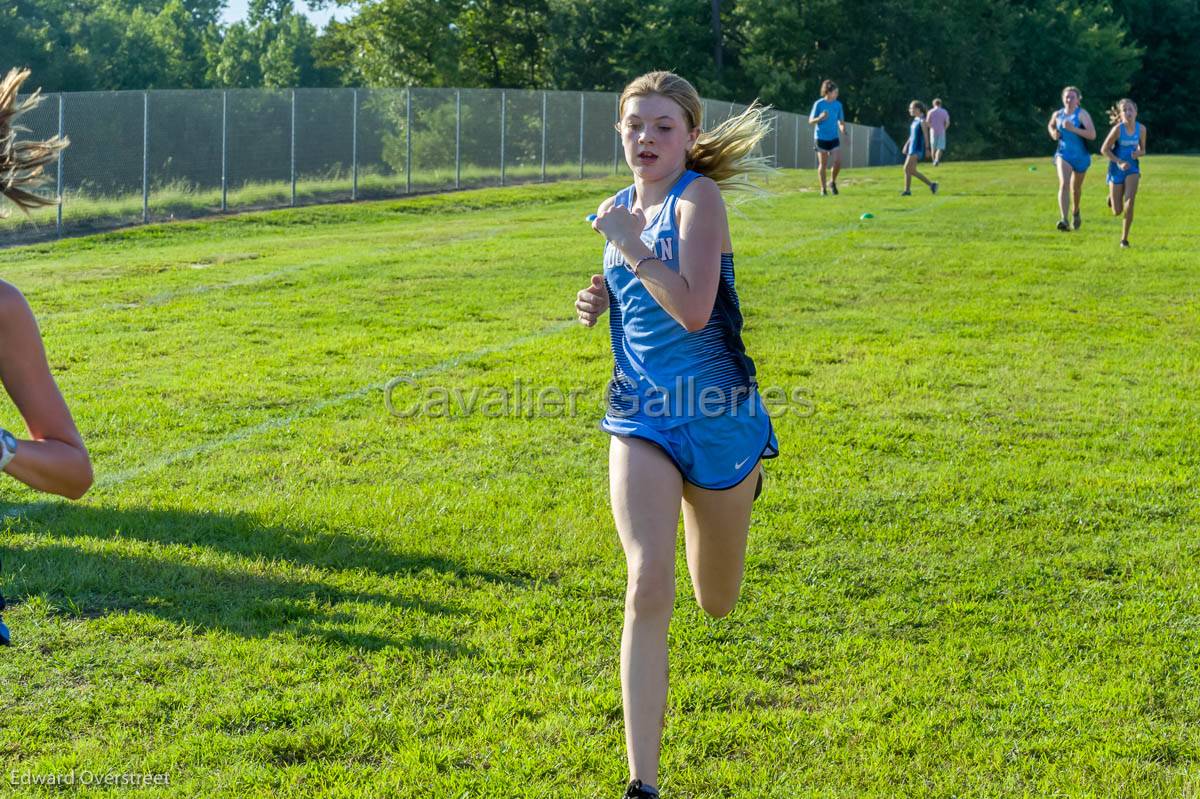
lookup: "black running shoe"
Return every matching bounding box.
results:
[1057,219,1070,232]
[820,188,828,196]
[900,190,912,196]
[930,182,939,194]
[624,780,660,799]
[1073,210,1082,230]
[1121,239,1130,248]
[830,182,839,195]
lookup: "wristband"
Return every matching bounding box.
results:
[0,429,17,471]
[631,255,658,278]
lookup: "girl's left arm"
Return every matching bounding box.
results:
[1077,110,1098,140]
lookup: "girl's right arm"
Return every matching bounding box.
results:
[1100,124,1121,163]
[1047,111,1061,141]
[0,281,93,499]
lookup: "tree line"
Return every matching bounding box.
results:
[5,0,1197,156]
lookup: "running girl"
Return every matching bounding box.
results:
[0,67,94,645]
[1048,85,1096,231]
[808,79,845,195]
[1100,98,1147,248]
[900,100,938,196]
[573,70,778,799]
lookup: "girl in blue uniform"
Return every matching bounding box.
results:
[1100,98,1147,248]
[573,70,777,799]
[1047,85,1097,231]
[900,100,937,196]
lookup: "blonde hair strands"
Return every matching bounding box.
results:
[619,71,775,191]
[1,67,69,216]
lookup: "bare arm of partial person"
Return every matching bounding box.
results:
[0,281,93,499]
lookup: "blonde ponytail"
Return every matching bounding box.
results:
[1,67,68,216]
[1108,98,1136,125]
[619,71,775,192]
[688,102,775,191]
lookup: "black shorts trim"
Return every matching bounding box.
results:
[814,138,840,151]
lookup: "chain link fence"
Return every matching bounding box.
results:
[2,87,900,245]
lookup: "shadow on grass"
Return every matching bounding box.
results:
[0,502,511,654]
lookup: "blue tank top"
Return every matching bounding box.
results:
[1114,121,1141,165]
[908,117,924,152]
[1057,107,1088,159]
[603,170,758,427]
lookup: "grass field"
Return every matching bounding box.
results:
[1,156,1198,798]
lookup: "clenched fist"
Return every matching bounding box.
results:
[575,274,609,327]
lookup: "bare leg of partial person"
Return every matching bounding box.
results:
[817,149,829,192]
[681,463,760,619]
[610,437,684,790]
[831,150,842,186]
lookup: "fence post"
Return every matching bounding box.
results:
[500,89,506,186]
[613,94,620,173]
[142,91,149,223]
[455,90,461,190]
[405,88,412,193]
[794,113,799,169]
[221,90,228,212]
[773,112,779,167]
[540,91,547,183]
[290,89,297,206]
[56,94,64,237]
[578,93,585,179]
[351,88,358,201]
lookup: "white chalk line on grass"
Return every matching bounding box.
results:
[2,319,576,522]
[95,319,577,489]
[39,226,504,323]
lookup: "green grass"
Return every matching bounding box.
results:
[1,157,1198,798]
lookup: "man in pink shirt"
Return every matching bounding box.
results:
[927,98,950,166]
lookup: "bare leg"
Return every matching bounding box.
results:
[1056,157,1073,222]
[1110,182,1126,215]
[1121,173,1140,242]
[831,149,842,185]
[610,437,683,790]
[1071,170,1086,217]
[816,149,829,192]
[907,156,933,188]
[681,463,760,618]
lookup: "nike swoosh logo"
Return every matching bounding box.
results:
[734,457,750,470]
